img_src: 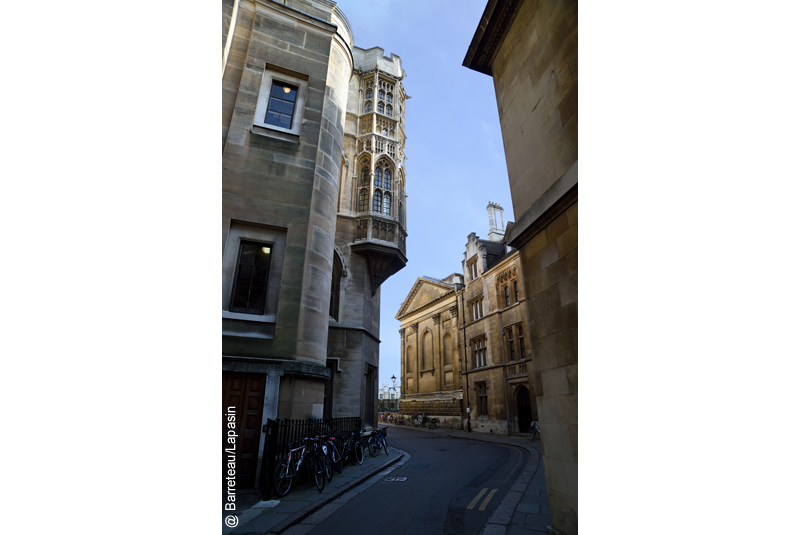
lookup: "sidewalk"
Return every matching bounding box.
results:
[223,446,405,535]
[223,425,551,535]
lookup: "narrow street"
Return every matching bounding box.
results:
[301,427,527,535]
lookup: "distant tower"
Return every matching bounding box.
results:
[487,202,505,241]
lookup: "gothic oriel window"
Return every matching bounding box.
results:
[387,93,393,104]
[378,89,385,100]
[378,102,384,114]
[375,166,382,188]
[384,169,391,192]
[514,281,519,302]
[358,188,368,212]
[383,193,391,215]
[386,105,392,117]
[366,88,373,100]
[373,190,382,212]
[360,165,369,187]
[504,285,510,307]
[517,325,526,358]
[365,100,372,113]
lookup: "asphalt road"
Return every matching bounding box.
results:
[302,427,526,535]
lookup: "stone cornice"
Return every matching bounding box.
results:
[462,0,524,76]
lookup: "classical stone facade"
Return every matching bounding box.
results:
[464,2,578,534]
[221,0,408,489]
[397,204,535,435]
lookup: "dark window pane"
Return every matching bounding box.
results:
[249,286,266,311]
[280,101,294,115]
[266,110,281,126]
[375,167,382,188]
[236,264,253,284]
[271,83,285,98]
[252,266,269,287]
[269,98,282,111]
[285,88,297,102]
[278,114,291,129]
[232,286,250,308]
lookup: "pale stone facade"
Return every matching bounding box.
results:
[221,0,408,489]
[397,204,535,435]
[464,1,578,534]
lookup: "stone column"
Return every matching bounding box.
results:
[411,322,419,388]
[399,327,406,395]
[433,313,442,392]
[450,305,459,389]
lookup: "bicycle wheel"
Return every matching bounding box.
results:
[323,447,333,481]
[310,455,325,491]
[331,442,343,473]
[368,436,378,457]
[354,440,364,465]
[273,461,292,497]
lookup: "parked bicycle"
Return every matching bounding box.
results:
[273,437,326,497]
[526,421,540,441]
[367,427,389,456]
[323,433,343,475]
[341,430,364,466]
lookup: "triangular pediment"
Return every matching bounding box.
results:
[396,277,455,319]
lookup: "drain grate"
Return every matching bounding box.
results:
[384,477,407,482]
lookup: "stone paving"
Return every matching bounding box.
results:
[222,424,551,535]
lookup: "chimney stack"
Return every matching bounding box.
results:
[487,201,505,242]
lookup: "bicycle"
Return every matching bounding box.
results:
[273,437,325,497]
[309,435,333,482]
[526,421,540,441]
[341,430,364,465]
[367,427,389,456]
[323,434,343,475]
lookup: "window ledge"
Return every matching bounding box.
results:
[250,125,300,143]
[222,310,277,323]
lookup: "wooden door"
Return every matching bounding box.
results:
[222,372,266,488]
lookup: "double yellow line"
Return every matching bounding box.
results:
[467,488,498,511]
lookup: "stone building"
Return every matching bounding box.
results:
[221,0,408,488]
[464,1,578,534]
[397,203,535,435]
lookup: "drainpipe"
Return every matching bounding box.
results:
[460,288,470,430]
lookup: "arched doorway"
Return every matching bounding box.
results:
[516,386,532,433]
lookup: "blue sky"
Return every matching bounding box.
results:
[338,0,515,390]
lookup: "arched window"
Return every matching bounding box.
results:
[378,89,385,100]
[386,105,392,117]
[387,93,393,104]
[384,169,391,192]
[377,102,384,114]
[366,88,373,100]
[383,192,391,215]
[374,166,382,188]
[360,166,369,187]
[358,188,368,212]
[364,100,372,113]
[373,191,382,212]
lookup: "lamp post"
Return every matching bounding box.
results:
[390,375,397,410]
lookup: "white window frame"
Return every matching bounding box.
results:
[253,64,309,139]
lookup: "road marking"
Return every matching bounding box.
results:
[478,489,498,511]
[467,488,488,510]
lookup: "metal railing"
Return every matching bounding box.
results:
[259,417,361,498]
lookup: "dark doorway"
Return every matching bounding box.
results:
[517,386,532,433]
[222,372,266,487]
[365,364,377,427]
[323,360,336,418]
